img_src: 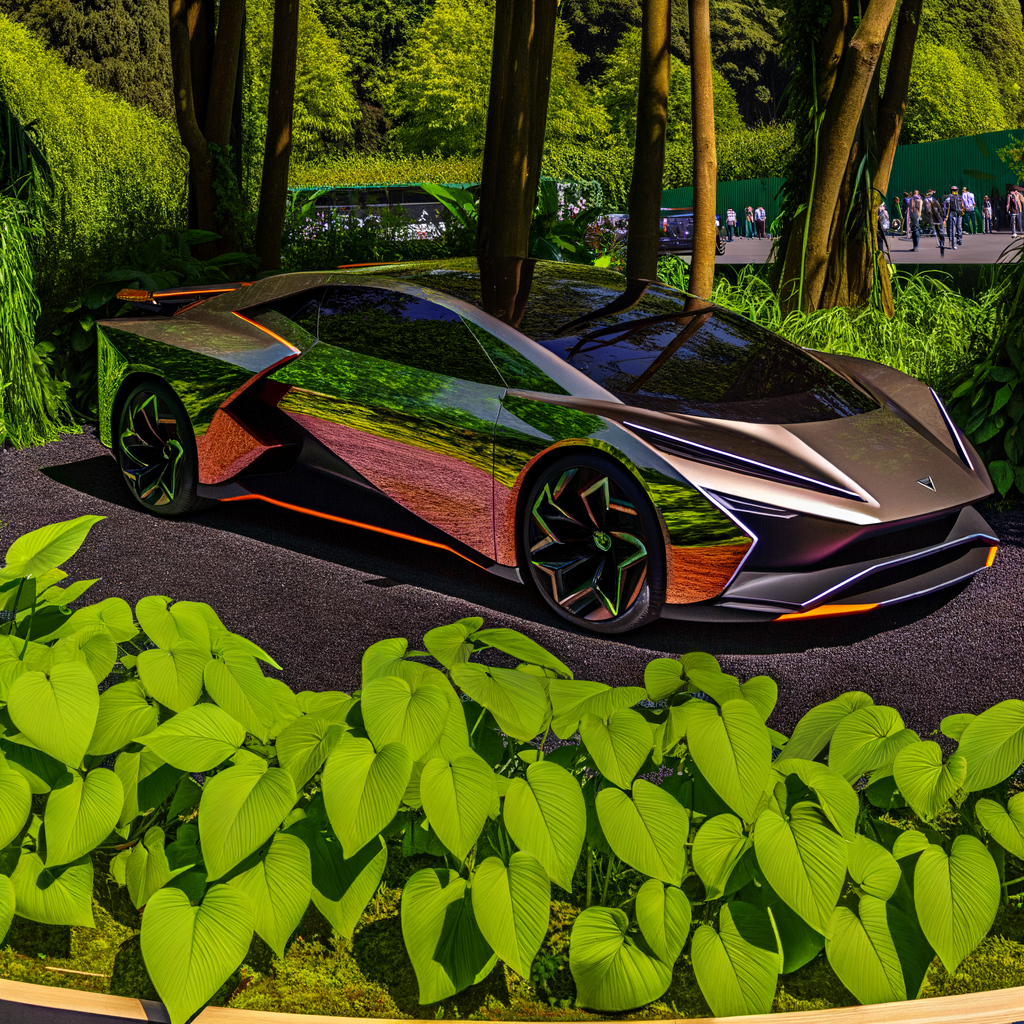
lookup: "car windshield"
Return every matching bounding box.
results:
[543,308,879,424]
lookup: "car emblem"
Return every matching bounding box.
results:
[917,476,936,491]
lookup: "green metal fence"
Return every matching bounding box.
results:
[661,177,786,234]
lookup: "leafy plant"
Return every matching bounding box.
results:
[1,517,1022,1023]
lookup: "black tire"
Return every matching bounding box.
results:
[716,235,726,255]
[520,452,665,634]
[115,379,212,517]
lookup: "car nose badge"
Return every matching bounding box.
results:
[917,476,936,491]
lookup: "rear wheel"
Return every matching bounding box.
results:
[520,453,665,634]
[116,380,211,517]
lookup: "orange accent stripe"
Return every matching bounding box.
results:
[151,287,237,298]
[775,603,879,622]
[231,312,301,354]
[986,545,998,567]
[337,262,396,268]
[222,493,489,569]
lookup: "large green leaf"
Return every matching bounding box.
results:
[691,813,751,899]
[228,831,311,958]
[686,699,771,822]
[322,735,412,857]
[420,754,494,861]
[136,704,246,771]
[771,759,858,839]
[361,637,411,683]
[51,627,117,687]
[276,715,343,789]
[423,618,483,669]
[303,825,387,940]
[737,871,823,974]
[915,834,1000,974]
[976,793,1024,859]
[204,654,276,741]
[363,673,450,760]
[3,515,105,578]
[401,868,498,1004]
[847,835,901,901]
[596,780,687,886]
[892,741,965,821]
[125,826,194,909]
[753,802,847,935]
[569,905,672,1011]
[548,678,612,738]
[690,902,779,1017]
[0,753,32,848]
[7,663,99,766]
[0,874,13,945]
[739,676,778,722]
[635,879,691,965]
[825,896,906,1004]
[59,597,138,644]
[471,853,550,977]
[829,706,918,782]
[296,691,352,726]
[140,884,253,1024]
[87,678,158,756]
[10,851,94,927]
[643,658,684,702]
[136,596,212,651]
[503,760,586,891]
[957,700,1024,792]
[776,691,874,763]
[43,767,122,866]
[579,708,652,789]
[892,830,930,860]
[450,662,548,741]
[199,761,297,881]
[473,628,571,678]
[137,641,209,712]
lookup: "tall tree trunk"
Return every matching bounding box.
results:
[626,0,670,286]
[875,0,923,195]
[687,0,716,305]
[255,0,301,273]
[476,0,557,325]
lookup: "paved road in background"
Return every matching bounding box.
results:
[706,230,1023,266]
[3,430,1021,740]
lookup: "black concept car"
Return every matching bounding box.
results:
[98,260,998,634]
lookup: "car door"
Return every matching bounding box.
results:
[271,284,505,560]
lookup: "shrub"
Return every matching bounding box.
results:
[1,516,1023,1023]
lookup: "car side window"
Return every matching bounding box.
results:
[317,286,504,387]
[462,319,568,395]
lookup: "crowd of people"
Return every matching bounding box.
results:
[879,185,1023,256]
[721,205,768,240]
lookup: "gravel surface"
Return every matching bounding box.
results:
[2,428,1021,739]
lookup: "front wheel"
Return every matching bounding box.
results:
[116,380,211,517]
[520,453,665,634]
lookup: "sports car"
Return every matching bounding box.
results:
[97,259,998,634]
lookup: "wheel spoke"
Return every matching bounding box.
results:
[118,392,185,508]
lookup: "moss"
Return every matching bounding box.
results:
[773,954,859,1013]
[5,917,71,959]
[921,935,1024,997]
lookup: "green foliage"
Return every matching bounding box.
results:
[998,134,1024,185]
[2,515,1023,1020]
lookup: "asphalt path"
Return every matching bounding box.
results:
[2,428,1022,741]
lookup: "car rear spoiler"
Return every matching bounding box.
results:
[115,283,251,316]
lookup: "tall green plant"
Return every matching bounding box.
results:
[0,517,1021,1023]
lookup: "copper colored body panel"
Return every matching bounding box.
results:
[196,409,282,485]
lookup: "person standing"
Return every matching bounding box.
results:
[753,205,766,238]
[926,191,946,254]
[1008,189,1023,238]
[725,207,737,241]
[745,205,754,237]
[982,195,993,233]
[944,185,964,249]
[877,200,890,255]
[908,189,923,251]
[962,185,977,234]
[901,192,911,236]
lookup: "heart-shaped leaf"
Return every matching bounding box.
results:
[580,708,652,789]
[10,851,94,927]
[893,741,965,820]
[44,767,123,866]
[691,813,751,899]
[51,627,117,686]
[940,713,974,741]
[204,654,276,741]
[471,852,550,977]
[473,628,571,677]
[363,673,450,760]
[423,618,482,669]
[829,706,918,782]
[87,678,158,756]
[976,793,1024,859]
[504,760,586,891]
[686,699,771,822]
[136,704,246,771]
[596,780,687,886]
[136,596,211,651]
[8,663,99,766]
[915,834,1000,974]
[361,637,410,683]
[322,735,412,858]
[690,902,779,1017]
[847,835,901,901]
[739,676,778,722]
[0,754,32,848]
[753,802,847,936]
[772,759,858,839]
[776,691,874,763]
[420,753,494,860]
[297,691,352,726]
[957,700,1024,792]
[644,658,684,702]
[635,879,691,964]
[3,515,105,578]
[276,715,343,789]
[450,662,548,741]
[401,868,497,1004]
[140,884,253,1024]
[228,831,311,957]
[61,597,138,643]
[137,641,209,712]
[199,761,297,881]
[569,905,672,1011]
[825,896,906,1004]
[892,830,929,859]
[548,678,612,738]
[126,826,186,908]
